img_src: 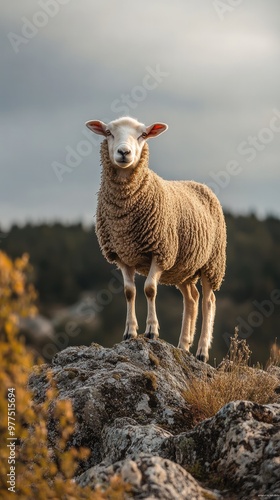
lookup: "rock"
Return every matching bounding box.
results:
[29,337,212,466]
[76,454,222,500]
[101,417,173,464]
[29,338,280,499]
[172,400,280,498]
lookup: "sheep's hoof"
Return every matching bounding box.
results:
[196,353,207,363]
[144,328,158,340]
[123,329,137,341]
[145,332,156,340]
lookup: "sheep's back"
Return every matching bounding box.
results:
[158,180,226,289]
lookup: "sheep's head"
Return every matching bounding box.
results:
[86,116,168,169]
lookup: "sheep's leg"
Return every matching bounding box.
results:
[118,263,138,340]
[144,257,162,340]
[196,273,216,362]
[178,282,199,350]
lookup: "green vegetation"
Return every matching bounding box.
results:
[1,212,280,363]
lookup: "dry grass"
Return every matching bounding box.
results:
[267,339,280,367]
[183,330,279,424]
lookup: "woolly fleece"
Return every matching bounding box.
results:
[96,140,226,290]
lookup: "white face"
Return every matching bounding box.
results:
[105,118,148,168]
[86,116,168,169]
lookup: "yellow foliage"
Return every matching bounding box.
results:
[0,251,37,339]
[0,252,130,499]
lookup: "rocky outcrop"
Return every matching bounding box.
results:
[172,400,280,498]
[29,338,280,499]
[77,454,222,500]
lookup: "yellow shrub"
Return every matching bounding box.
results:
[0,252,129,499]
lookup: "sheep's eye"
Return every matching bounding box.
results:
[105,130,112,136]
[138,132,147,140]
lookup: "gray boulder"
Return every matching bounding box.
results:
[101,417,173,464]
[77,454,222,500]
[29,338,212,463]
[172,400,280,498]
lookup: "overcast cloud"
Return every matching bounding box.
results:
[1,0,280,228]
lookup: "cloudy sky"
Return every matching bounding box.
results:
[1,0,280,228]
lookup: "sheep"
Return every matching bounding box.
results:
[86,116,226,362]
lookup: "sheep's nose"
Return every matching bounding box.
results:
[117,148,131,157]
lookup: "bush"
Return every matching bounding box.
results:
[183,330,279,424]
[0,251,129,499]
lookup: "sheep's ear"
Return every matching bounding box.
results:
[86,120,107,136]
[146,123,168,139]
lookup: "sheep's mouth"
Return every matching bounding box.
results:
[115,159,132,167]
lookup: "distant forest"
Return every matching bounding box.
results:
[1,212,280,364]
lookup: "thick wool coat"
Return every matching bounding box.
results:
[96,140,226,290]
